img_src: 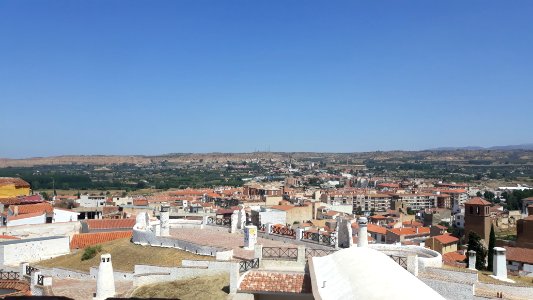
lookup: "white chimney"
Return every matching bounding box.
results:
[357,217,368,247]
[94,254,115,300]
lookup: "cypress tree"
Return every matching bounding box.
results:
[466,231,487,270]
[487,224,496,271]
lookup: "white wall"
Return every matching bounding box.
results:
[7,213,46,227]
[78,195,106,207]
[0,221,81,239]
[53,209,79,223]
[0,236,70,265]
[259,210,286,225]
[112,196,133,206]
[524,263,533,273]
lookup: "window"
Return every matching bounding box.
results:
[470,206,474,214]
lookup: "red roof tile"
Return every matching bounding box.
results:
[13,203,53,215]
[133,199,149,206]
[442,251,466,263]
[85,218,135,230]
[0,177,30,188]
[433,234,459,244]
[465,197,491,206]
[70,231,132,249]
[239,271,311,293]
[271,205,294,211]
[388,227,430,236]
[504,247,533,264]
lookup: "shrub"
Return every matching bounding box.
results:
[81,245,102,261]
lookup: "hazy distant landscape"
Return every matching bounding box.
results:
[1,149,531,192]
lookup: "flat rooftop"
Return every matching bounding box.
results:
[0,236,67,245]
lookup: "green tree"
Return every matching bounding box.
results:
[483,191,495,202]
[476,191,482,197]
[466,231,487,270]
[487,224,496,271]
[40,191,49,201]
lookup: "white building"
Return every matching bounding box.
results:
[109,196,133,206]
[78,195,107,207]
[53,208,80,223]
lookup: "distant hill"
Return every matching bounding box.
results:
[428,144,533,151]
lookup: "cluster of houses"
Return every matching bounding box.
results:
[1,175,533,277]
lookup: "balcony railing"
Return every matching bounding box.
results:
[206,217,231,227]
[302,231,336,246]
[271,225,295,238]
[239,258,259,272]
[0,271,19,280]
[25,266,38,276]
[388,255,407,269]
[305,248,336,259]
[262,247,298,261]
[37,274,44,286]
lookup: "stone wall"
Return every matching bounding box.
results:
[132,227,229,257]
[36,266,94,280]
[0,222,80,239]
[133,261,237,288]
[90,267,134,281]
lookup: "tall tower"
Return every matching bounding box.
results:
[464,197,491,246]
[94,254,115,300]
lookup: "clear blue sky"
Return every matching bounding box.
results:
[1,1,532,158]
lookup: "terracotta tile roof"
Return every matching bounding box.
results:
[0,197,24,205]
[0,235,20,240]
[504,247,533,264]
[367,223,387,235]
[239,271,311,293]
[102,206,120,215]
[8,212,45,221]
[0,280,30,296]
[271,205,294,211]
[70,231,132,249]
[388,227,430,236]
[18,194,44,203]
[402,220,423,227]
[133,199,148,206]
[13,203,53,215]
[85,218,135,230]
[0,177,30,188]
[465,197,491,206]
[442,251,466,263]
[433,234,459,244]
